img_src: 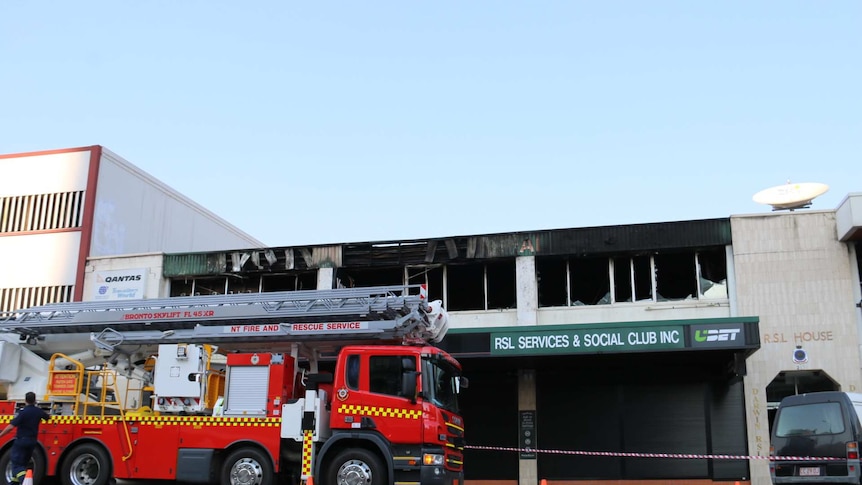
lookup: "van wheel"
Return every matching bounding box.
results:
[1,446,48,485]
[221,447,273,485]
[60,444,111,485]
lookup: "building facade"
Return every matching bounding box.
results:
[79,195,862,485]
[735,195,862,484]
[4,145,861,485]
[0,146,264,314]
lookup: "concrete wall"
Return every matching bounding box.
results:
[733,210,861,484]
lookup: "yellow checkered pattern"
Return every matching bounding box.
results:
[136,416,281,427]
[337,405,422,420]
[50,416,119,425]
[0,415,279,427]
[0,416,118,425]
[301,429,313,478]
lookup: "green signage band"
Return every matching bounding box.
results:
[491,325,685,356]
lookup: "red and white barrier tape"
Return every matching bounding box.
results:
[465,445,843,462]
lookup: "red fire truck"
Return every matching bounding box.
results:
[0,285,466,485]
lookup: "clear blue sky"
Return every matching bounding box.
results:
[2,2,859,247]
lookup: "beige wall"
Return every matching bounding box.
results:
[733,210,861,484]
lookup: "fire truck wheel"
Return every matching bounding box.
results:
[220,448,273,485]
[59,444,111,485]
[1,446,48,485]
[325,449,385,485]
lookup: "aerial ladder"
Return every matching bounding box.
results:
[1,284,449,412]
[0,285,464,485]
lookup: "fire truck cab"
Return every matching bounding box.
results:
[0,285,466,485]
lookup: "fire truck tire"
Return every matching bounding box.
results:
[59,444,111,485]
[220,447,273,485]
[1,446,48,485]
[324,449,385,485]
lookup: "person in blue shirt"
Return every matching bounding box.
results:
[0,392,50,485]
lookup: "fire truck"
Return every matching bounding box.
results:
[0,285,466,485]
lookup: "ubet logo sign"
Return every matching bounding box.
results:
[694,328,741,342]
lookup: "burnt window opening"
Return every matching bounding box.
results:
[262,272,318,292]
[446,264,485,311]
[446,260,516,311]
[407,266,444,302]
[335,267,404,289]
[535,248,729,309]
[632,255,653,302]
[192,277,227,296]
[570,257,610,305]
[170,279,193,297]
[537,257,568,307]
[697,248,728,299]
[655,253,697,301]
[486,260,516,310]
[227,275,262,294]
[613,257,633,303]
[612,256,653,303]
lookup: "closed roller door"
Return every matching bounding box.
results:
[225,366,269,416]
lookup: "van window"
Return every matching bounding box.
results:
[775,402,845,437]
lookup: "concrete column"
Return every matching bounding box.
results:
[518,369,538,485]
[516,255,538,326]
[317,267,334,290]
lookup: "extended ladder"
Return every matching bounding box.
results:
[0,285,449,349]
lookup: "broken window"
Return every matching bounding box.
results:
[531,247,728,309]
[612,255,653,303]
[570,257,610,305]
[655,253,697,301]
[444,260,515,311]
[486,260,516,310]
[446,264,485,311]
[262,272,318,292]
[697,248,728,299]
[632,255,653,302]
[612,257,633,303]
[227,275,261,294]
[537,257,568,307]
[192,277,227,296]
[407,265,444,302]
[336,267,404,288]
[170,279,193,297]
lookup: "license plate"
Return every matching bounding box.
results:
[799,467,821,476]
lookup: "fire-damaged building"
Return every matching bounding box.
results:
[140,200,862,485]
[105,218,764,484]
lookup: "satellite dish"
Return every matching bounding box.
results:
[753,182,829,211]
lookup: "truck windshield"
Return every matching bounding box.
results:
[423,356,461,414]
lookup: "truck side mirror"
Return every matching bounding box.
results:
[402,371,418,404]
[457,376,469,392]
